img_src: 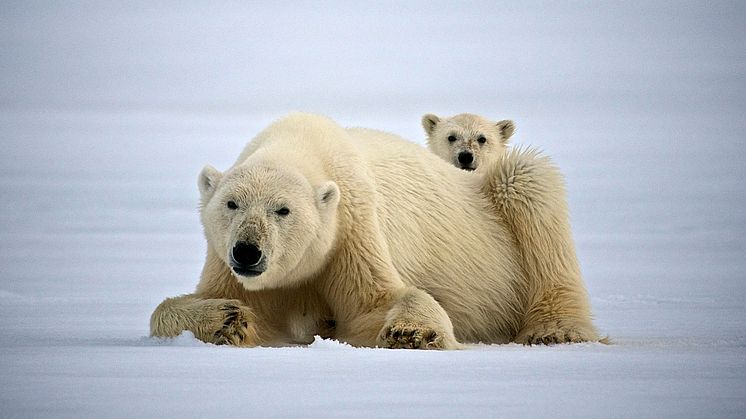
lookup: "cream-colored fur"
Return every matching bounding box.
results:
[423,113,515,171]
[150,113,599,348]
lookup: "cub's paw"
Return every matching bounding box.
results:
[380,320,448,349]
[515,321,597,345]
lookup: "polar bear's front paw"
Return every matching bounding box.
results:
[515,321,596,345]
[380,320,445,349]
[209,302,259,347]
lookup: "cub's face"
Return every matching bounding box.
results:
[198,162,339,291]
[422,113,515,171]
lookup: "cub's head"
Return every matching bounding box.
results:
[422,113,515,171]
[198,162,339,291]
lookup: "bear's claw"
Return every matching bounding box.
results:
[382,322,443,349]
[212,303,256,346]
[515,321,594,345]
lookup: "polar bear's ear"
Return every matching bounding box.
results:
[496,120,516,143]
[198,165,223,202]
[316,181,340,211]
[422,114,440,136]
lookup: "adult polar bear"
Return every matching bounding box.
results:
[151,113,600,348]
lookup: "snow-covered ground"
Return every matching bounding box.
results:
[1,2,744,417]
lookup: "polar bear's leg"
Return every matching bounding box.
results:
[482,148,600,344]
[150,294,263,346]
[334,286,460,350]
[378,287,462,349]
[318,207,461,349]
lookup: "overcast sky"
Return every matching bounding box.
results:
[1,1,743,120]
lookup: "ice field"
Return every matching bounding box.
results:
[1,2,744,417]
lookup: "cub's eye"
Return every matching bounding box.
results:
[226,201,238,210]
[447,135,457,143]
[477,136,487,144]
[275,207,290,216]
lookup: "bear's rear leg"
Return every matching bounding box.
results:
[513,285,600,345]
[482,148,600,344]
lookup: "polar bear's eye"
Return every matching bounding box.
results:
[477,136,487,144]
[447,135,457,143]
[226,201,238,210]
[275,207,290,216]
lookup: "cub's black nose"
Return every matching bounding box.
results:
[458,151,474,165]
[231,242,263,267]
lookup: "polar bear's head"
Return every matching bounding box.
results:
[422,113,515,171]
[197,162,340,291]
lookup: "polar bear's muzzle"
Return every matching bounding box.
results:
[229,241,266,277]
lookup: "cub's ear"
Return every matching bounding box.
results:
[316,181,340,211]
[496,120,516,143]
[198,165,223,202]
[421,114,441,136]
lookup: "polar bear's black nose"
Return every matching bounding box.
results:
[231,242,263,267]
[458,151,474,165]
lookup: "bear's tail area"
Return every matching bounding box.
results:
[480,147,603,344]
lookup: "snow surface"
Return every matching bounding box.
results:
[1,1,745,417]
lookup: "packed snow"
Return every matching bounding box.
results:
[1,2,744,417]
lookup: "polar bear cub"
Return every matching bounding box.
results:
[422,113,515,171]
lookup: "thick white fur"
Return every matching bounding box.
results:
[423,113,515,171]
[150,113,599,348]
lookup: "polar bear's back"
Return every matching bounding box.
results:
[347,127,525,341]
